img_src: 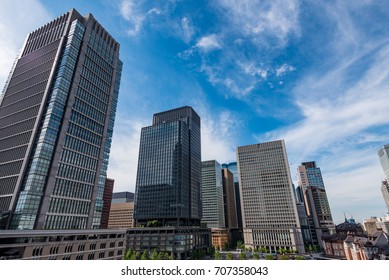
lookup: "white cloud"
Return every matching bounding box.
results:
[0,0,51,88]
[216,0,300,45]
[199,109,239,163]
[180,17,195,44]
[107,118,149,193]
[258,38,389,223]
[196,34,222,52]
[119,0,164,36]
[275,63,296,77]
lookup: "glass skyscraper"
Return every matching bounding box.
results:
[201,160,225,228]
[134,106,201,227]
[0,9,122,230]
[297,161,335,245]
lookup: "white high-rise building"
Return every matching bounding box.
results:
[378,145,389,212]
[236,140,304,253]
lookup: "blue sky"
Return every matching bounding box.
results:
[1,0,389,224]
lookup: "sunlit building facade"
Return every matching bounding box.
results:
[237,140,304,253]
[0,9,122,230]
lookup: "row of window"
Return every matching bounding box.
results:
[57,162,96,184]
[63,135,100,158]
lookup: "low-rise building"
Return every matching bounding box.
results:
[0,229,127,260]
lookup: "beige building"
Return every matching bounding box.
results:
[211,228,230,249]
[237,140,304,253]
[108,202,134,228]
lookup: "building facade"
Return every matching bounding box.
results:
[100,178,114,229]
[297,161,335,245]
[134,106,201,227]
[222,168,238,229]
[378,145,389,179]
[236,140,304,253]
[0,229,126,260]
[0,9,122,230]
[108,202,134,229]
[112,191,134,204]
[201,160,225,228]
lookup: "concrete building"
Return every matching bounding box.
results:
[112,191,134,204]
[0,9,122,230]
[108,201,134,229]
[236,140,304,253]
[126,227,211,260]
[0,229,126,260]
[201,160,225,228]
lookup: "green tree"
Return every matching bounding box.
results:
[295,256,305,260]
[253,253,259,260]
[215,251,221,260]
[236,240,243,250]
[168,253,174,260]
[265,254,274,260]
[124,247,134,260]
[151,249,158,260]
[280,255,289,260]
[226,252,234,260]
[239,251,246,260]
[141,250,150,260]
[157,252,165,260]
[135,252,141,260]
[164,253,170,260]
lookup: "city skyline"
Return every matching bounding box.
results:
[1,0,389,224]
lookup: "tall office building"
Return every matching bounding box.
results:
[222,162,243,229]
[297,161,335,244]
[378,145,389,179]
[0,9,122,230]
[378,146,389,212]
[134,106,201,227]
[201,160,225,228]
[222,168,238,229]
[237,140,304,253]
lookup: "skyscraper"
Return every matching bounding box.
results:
[378,145,389,212]
[201,160,225,228]
[378,145,389,179]
[237,140,304,253]
[297,161,335,245]
[222,168,238,229]
[0,9,122,230]
[134,106,201,227]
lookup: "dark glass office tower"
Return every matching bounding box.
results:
[0,9,122,230]
[134,106,201,227]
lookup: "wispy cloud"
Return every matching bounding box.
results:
[276,64,296,77]
[107,117,149,193]
[0,0,51,87]
[216,0,300,45]
[180,17,195,44]
[197,106,240,163]
[196,34,222,52]
[255,2,389,222]
[119,0,163,36]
